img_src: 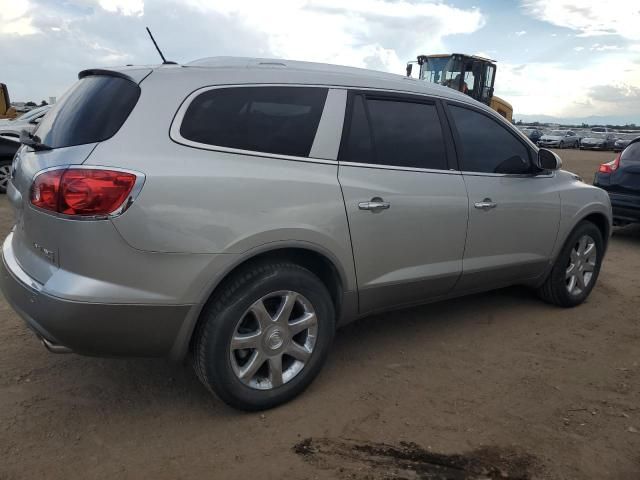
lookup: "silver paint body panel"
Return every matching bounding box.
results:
[0,57,612,359]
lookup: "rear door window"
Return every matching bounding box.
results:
[340,94,448,170]
[180,86,328,157]
[35,75,140,149]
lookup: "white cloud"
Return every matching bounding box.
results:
[0,0,38,35]
[184,0,486,73]
[574,46,584,51]
[522,0,640,40]
[515,30,527,36]
[99,0,144,16]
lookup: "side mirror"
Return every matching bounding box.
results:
[406,63,413,77]
[535,148,562,171]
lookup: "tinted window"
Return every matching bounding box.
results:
[340,95,447,170]
[449,105,530,174]
[180,87,328,157]
[621,142,640,163]
[36,76,140,149]
[341,95,374,163]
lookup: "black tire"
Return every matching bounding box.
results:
[559,141,565,149]
[537,221,604,307]
[193,261,335,410]
[0,160,12,194]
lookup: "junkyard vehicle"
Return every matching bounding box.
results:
[520,127,544,143]
[580,133,616,150]
[538,130,580,149]
[0,136,19,193]
[406,53,513,121]
[594,138,640,225]
[0,105,50,139]
[0,84,17,120]
[0,58,612,410]
[613,136,638,152]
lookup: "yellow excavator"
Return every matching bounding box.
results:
[0,83,17,120]
[406,54,513,121]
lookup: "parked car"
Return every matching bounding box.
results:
[537,130,580,149]
[0,105,50,139]
[580,132,617,150]
[520,127,544,143]
[593,138,640,225]
[0,135,19,193]
[0,58,612,410]
[613,136,638,152]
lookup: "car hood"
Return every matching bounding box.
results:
[582,137,606,143]
[540,135,562,141]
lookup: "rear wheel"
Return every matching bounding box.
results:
[0,160,11,194]
[537,221,603,307]
[193,262,335,410]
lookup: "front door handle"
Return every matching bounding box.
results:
[358,197,390,212]
[474,198,497,210]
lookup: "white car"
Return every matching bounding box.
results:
[0,105,51,139]
[537,130,580,149]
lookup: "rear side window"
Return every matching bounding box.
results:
[448,105,530,174]
[621,142,640,163]
[36,75,140,149]
[180,86,328,157]
[340,94,447,170]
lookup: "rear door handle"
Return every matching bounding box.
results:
[474,198,497,210]
[358,197,390,212]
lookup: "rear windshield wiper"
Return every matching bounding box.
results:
[20,130,52,151]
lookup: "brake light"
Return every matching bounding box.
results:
[598,154,621,174]
[31,168,138,217]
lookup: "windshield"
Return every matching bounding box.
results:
[12,105,48,122]
[550,130,565,136]
[587,133,606,139]
[421,57,461,87]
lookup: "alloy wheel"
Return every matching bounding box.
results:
[566,234,597,296]
[0,163,11,191]
[230,291,318,390]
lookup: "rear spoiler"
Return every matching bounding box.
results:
[78,69,135,82]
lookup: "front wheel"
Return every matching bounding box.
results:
[537,221,604,307]
[192,262,335,410]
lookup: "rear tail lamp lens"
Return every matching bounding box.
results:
[598,153,621,174]
[31,168,138,217]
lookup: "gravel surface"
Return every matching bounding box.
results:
[1,149,639,479]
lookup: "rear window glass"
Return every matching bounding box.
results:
[179,86,328,157]
[621,142,640,162]
[36,75,140,149]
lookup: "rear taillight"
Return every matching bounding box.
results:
[598,154,621,174]
[31,168,139,217]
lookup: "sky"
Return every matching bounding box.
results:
[1,0,639,123]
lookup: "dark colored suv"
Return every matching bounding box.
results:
[594,138,640,225]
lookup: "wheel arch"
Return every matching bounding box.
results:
[170,243,354,361]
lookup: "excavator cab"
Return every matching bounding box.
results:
[406,53,512,121]
[0,83,17,120]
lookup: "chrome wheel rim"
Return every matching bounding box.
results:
[0,164,11,190]
[230,291,318,390]
[566,235,597,296]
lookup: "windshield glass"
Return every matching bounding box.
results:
[588,133,606,139]
[421,57,464,89]
[550,130,565,136]
[13,105,48,122]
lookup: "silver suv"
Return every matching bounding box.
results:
[0,58,612,410]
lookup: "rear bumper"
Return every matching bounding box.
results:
[0,232,191,357]
[608,193,640,224]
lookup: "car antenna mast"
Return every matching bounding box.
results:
[146,27,176,65]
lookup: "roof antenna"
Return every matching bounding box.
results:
[146,27,176,65]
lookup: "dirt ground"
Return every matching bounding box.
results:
[1,149,639,479]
